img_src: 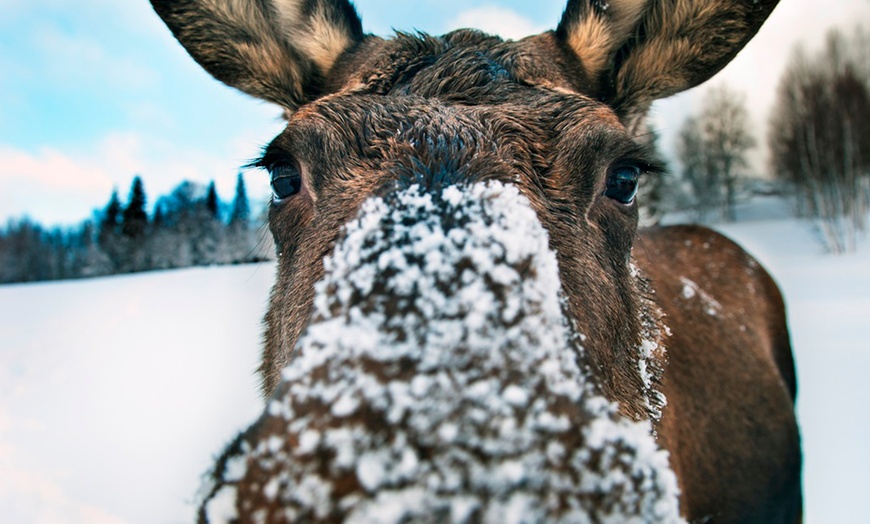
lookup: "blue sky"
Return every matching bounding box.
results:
[2,0,868,226]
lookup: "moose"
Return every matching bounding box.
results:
[151,0,801,522]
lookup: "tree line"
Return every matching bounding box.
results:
[769,26,870,253]
[0,174,274,284]
[3,26,868,283]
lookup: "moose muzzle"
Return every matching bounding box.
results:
[200,181,683,523]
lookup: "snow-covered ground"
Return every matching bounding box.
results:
[0,212,867,523]
[0,265,273,523]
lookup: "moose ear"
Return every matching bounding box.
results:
[151,0,364,109]
[556,0,779,129]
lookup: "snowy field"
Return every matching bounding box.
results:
[0,265,273,523]
[1,212,868,523]
[715,220,870,524]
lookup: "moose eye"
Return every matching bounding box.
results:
[604,166,640,205]
[269,162,302,201]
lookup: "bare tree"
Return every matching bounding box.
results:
[702,85,756,222]
[676,117,712,221]
[769,27,870,253]
[676,85,756,222]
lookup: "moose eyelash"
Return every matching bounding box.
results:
[615,143,667,177]
[248,143,286,172]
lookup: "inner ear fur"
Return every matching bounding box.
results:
[557,0,779,126]
[151,0,364,109]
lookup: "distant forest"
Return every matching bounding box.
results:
[0,173,274,284]
[2,27,868,283]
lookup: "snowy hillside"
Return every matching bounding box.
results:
[1,216,868,523]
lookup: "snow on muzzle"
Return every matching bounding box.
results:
[201,182,685,523]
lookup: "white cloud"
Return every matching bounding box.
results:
[0,145,114,225]
[0,127,278,226]
[446,6,546,40]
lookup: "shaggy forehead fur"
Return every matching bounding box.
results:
[277,30,649,199]
[337,31,585,98]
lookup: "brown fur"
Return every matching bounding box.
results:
[151,1,800,522]
[151,0,364,107]
[635,226,801,522]
[557,0,646,95]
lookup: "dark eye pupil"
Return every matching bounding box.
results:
[270,164,301,200]
[605,167,640,204]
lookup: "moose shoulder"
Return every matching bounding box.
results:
[150,0,801,522]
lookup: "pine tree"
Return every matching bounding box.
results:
[120,176,149,272]
[147,201,180,270]
[152,205,165,229]
[205,180,221,220]
[122,176,148,240]
[190,180,222,265]
[99,189,121,243]
[157,181,201,268]
[228,173,255,263]
[98,189,124,272]
[1,220,56,282]
[229,172,250,225]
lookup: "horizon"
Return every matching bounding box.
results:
[2,0,869,227]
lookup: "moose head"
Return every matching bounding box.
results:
[151,1,801,522]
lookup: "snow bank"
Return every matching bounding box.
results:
[0,266,271,524]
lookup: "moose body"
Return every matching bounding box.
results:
[151,0,801,522]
